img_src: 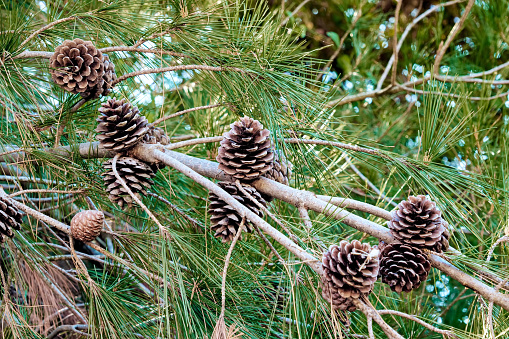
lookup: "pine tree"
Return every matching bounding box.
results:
[1,0,509,338]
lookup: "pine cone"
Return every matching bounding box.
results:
[96,99,149,152]
[321,280,357,311]
[70,210,104,242]
[81,54,117,99]
[264,151,292,185]
[217,116,274,180]
[0,197,23,243]
[262,151,292,202]
[431,221,450,253]
[143,126,170,145]
[102,157,155,208]
[379,242,431,293]
[50,39,105,95]
[388,195,445,248]
[208,182,266,242]
[321,240,379,300]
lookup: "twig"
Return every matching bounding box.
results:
[235,180,299,243]
[18,15,84,50]
[298,206,313,230]
[367,316,374,339]
[151,103,224,126]
[47,324,90,338]
[345,156,397,207]
[378,309,457,338]
[12,51,54,59]
[112,65,245,86]
[8,188,84,198]
[111,154,170,237]
[297,205,326,249]
[147,192,204,230]
[433,0,475,73]
[1,191,71,234]
[391,0,403,86]
[220,218,244,318]
[252,223,285,263]
[397,84,509,101]
[352,298,404,339]
[486,235,509,263]
[280,0,311,27]
[316,195,392,220]
[166,136,223,150]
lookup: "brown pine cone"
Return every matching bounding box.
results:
[388,195,445,249]
[70,210,104,242]
[143,126,170,145]
[102,157,155,208]
[321,240,379,300]
[81,54,117,99]
[217,116,274,180]
[431,221,450,253]
[96,99,149,152]
[379,242,431,293]
[321,280,357,311]
[208,182,266,242]
[0,197,23,243]
[262,150,292,202]
[50,39,105,95]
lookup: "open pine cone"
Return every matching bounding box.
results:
[143,126,170,145]
[102,157,155,208]
[81,54,117,99]
[262,150,292,202]
[96,99,149,152]
[70,210,104,242]
[431,221,450,253]
[0,197,23,243]
[208,182,266,242]
[50,39,105,95]
[321,280,357,311]
[217,116,274,180]
[321,240,379,304]
[379,242,431,293]
[388,195,445,249]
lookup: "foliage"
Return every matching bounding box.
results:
[0,0,509,338]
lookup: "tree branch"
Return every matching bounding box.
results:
[378,310,457,338]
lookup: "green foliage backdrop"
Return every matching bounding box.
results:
[1,0,509,338]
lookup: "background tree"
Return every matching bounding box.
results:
[0,0,509,338]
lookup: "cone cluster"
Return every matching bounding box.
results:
[321,240,379,311]
[0,197,23,243]
[208,182,266,242]
[70,210,104,242]
[50,39,116,99]
[102,156,156,208]
[217,116,274,181]
[379,195,450,293]
[94,94,171,208]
